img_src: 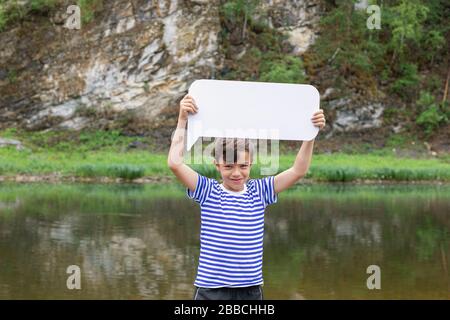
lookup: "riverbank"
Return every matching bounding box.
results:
[0,149,449,183]
[0,129,449,183]
[1,174,449,185]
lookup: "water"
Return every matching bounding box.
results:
[0,182,448,299]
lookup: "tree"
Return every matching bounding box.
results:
[386,0,429,64]
[221,0,260,40]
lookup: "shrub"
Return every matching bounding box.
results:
[105,165,145,180]
[415,91,448,135]
[416,104,448,135]
[260,56,306,84]
[390,63,420,98]
[0,0,57,31]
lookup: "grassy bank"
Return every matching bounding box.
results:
[0,129,449,183]
[1,148,449,182]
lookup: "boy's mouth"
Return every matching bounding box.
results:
[230,178,242,183]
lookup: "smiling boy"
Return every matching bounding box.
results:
[167,94,325,300]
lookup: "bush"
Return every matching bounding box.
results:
[105,165,145,180]
[0,0,102,31]
[390,63,420,98]
[416,104,448,136]
[0,0,56,32]
[416,91,435,111]
[260,56,306,84]
[77,0,103,24]
[0,0,26,31]
[30,0,57,12]
[415,91,448,135]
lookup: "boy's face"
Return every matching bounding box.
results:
[214,151,252,192]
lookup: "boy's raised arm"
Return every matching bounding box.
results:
[167,94,199,192]
[274,109,326,193]
[274,140,315,193]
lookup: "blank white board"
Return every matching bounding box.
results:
[187,79,320,150]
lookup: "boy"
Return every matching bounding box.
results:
[167,94,326,300]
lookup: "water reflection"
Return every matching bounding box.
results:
[0,183,448,299]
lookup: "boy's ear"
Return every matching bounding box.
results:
[213,159,220,171]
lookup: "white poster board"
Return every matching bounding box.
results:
[187,79,320,150]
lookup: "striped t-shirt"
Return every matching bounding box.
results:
[186,173,278,288]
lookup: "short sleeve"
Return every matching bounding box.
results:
[186,173,214,205]
[255,176,278,207]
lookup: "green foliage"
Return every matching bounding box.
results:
[74,164,145,180]
[0,4,6,31]
[2,128,146,153]
[259,56,305,84]
[0,0,101,31]
[220,0,261,44]
[309,0,449,107]
[385,133,410,148]
[0,0,57,31]
[0,127,17,137]
[313,166,362,182]
[416,91,435,111]
[76,130,131,151]
[390,63,420,98]
[423,74,442,92]
[1,130,449,182]
[415,91,449,135]
[221,0,259,26]
[386,0,429,59]
[422,30,445,62]
[219,0,307,84]
[77,0,103,24]
[416,102,449,136]
[309,1,387,93]
[29,0,57,12]
[416,91,450,135]
[0,0,27,31]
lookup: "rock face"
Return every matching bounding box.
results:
[0,0,386,140]
[325,98,385,133]
[0,0,222,132]
[262,0,320,55]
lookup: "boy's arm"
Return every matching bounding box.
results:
[274,140,314,193]
[274,109,325,193]
[167,95,199,193]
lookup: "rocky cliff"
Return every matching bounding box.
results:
[0,0,406,148]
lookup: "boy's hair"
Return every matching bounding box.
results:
[213,138,255,164]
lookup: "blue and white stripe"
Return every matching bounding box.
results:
[187,174,277,288]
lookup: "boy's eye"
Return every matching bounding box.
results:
[240,165,248,169]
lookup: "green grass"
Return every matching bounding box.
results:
[0,129,449,182]
[0,146,449,182]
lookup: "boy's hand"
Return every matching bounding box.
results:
[311,109,326,130]
[179,94,198,121]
